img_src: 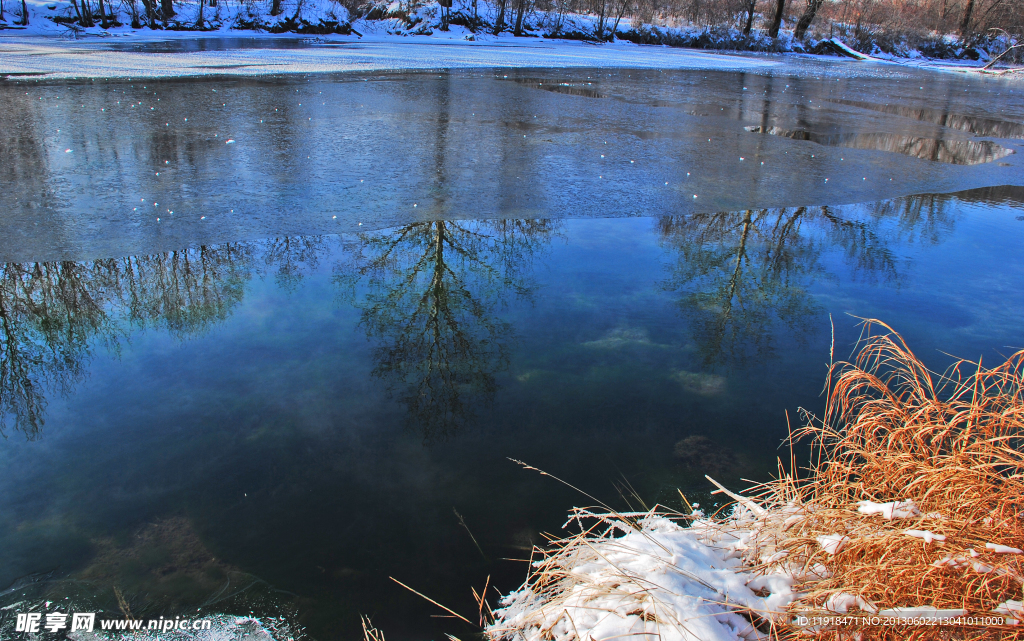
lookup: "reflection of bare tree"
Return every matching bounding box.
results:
[0,238,330,439]
[826,99,1024,140]
[260,236,330,291]
[341,219,556,442]
[861,192,959,246]
[659,197,956,368]
[103,246,255,338]
[659,208,826,368]
[745,126,1012,165]
[0,262,115,439]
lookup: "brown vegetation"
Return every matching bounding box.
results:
[747,319,1024,638]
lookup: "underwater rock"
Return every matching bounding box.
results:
[581,327,661,349]
[673,435,738,477]
[77,517,238,613]
[670,369,726,396]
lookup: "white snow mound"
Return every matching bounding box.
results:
[489,510,800,641]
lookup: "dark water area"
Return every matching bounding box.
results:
[1,65,1024,640]
[103,37,325,54]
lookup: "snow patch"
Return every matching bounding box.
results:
[856,500,921,520]
[986,542,1023,554]
[904,529,945,544]
[489,510,801,641]
[824,592,877,614]
[816,534,849,555]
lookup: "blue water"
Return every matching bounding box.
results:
[1,65,1024,640]
[1,191,1023,638]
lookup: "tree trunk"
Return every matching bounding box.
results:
[18,0,26,24]
[270,0,281,15]
[958,0,974,37]
[196,0,203,27]
[0,0,5,23]
[793,0,822,38]
[595,0,605,38]
[140,0,155,26]
[97,0,107,26]
[610,0,627,40]
[512,0,525,36]
[768,0,784,37]
[77,0,93,27]
[127,0,140,27]
[743,0,755,35]
[493,0,506,34]
[160,0,173,18]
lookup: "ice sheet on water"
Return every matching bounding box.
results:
[0,34,783,80]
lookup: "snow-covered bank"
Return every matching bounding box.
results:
[487,507,799,641]
[0,32,793,79]
[2,30,1013,81]
[2,0,1017,80]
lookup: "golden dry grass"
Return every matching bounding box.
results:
[749,319,1024,640]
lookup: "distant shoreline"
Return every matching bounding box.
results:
[2,0,1019,81]
[0,32,1012,82]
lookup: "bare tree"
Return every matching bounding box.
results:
[595,0,607,38]
[493,0,508,33]
[71,0,94,27]
[742,0,755,34]
[122,0,141,26]
[959,0,975,35]
[768,0,785,36]
[513,0,529,35]
[609,0,630,39]
[794,0,823,37]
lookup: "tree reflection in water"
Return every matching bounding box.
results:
[0,239,327,439]
[340,219,557,442]
[0,261,114,439]
[0,190,971,440]
[658,193,957,368]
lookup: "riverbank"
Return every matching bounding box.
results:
[486,320,1024,640]
[1,0,1019,75]
[2,30,1015,81]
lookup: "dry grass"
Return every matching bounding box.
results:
[747,319,1024,639]
[361,615,387,641]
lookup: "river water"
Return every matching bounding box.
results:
[1,58,1023,639]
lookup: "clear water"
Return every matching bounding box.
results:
[1,64,1023,640]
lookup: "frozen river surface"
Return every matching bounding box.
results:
[1,46,1024,640]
